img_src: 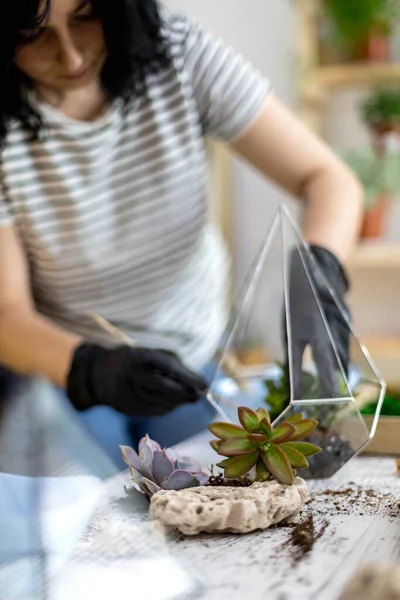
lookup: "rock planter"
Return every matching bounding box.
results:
[150,477,308,535]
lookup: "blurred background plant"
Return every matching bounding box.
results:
[322,0,400,61]
[359,87,400,135]
[339,148,400,238]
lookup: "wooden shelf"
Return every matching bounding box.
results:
[360,336,400,384]
[317,63,400,89]
[348,243,400,268]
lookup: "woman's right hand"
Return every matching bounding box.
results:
[66,343,208,417]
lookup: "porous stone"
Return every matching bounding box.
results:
[338,564,400,600]
[149,477,308,535]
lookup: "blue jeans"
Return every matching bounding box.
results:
[0,367,215,471]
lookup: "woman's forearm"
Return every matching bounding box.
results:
[230,95,364,264]
[0,307,82,388]
[300,163,364,264]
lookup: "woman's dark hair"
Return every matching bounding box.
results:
[0,0,170,145]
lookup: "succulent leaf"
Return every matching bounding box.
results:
[223,451,259,478]
[259,417,272,436]
[247,433,268,445]
[216,458,233,468]
[218,437,256,456]
[288,418,318,441]
[238,407,260,432]
[282,441,321,457]
[209,439,222,452]
[255,460,271,482]
[256,407,270,423]
[143,435,162,454]
[141,477,161,496]
[208,422,247,440]
[163,470,199,491]
[138,436,156,478]
[269,422,296,443]
[285,413,304,423]
[177,457,202,472]
[152,450,175,485]
[280,445,309,469]
[261,445,294,486]
[119,445,141,471]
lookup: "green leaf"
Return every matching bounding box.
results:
[216,458,232,468]
[255,460,271,482]
[288,419,318,441]
[282,441,321,457]
[261,446,294,485]
[218,437,256,457]
[259,417,272,436]
[247,433,268,445]
[209,439,222,452]
[223,451,259,479]
[256,407,270,423]
[280,445,309,469]
[238,407,260,432]
[285,413,304,423]
[208,422,247,440]
[270,423,296,443]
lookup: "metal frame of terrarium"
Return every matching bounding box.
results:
[207,204,386,477]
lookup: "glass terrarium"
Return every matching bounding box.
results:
[208,204,385,479]
[0,377,203,599]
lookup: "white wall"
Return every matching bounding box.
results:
[164,0,298,297]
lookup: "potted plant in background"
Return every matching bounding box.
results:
[360,87,400,137]
[359,87,400,156]
[340,149,400,239]
[322,0,399,62]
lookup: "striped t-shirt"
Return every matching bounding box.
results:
[0,14,270,370]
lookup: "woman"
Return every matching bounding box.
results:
[0,0,362,467]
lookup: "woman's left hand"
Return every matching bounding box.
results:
[287,244,351,400]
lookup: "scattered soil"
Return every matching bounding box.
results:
[300,427,354,479]
[280,516,329,563]
[266,482,400,570]
[305,484,400,518]
[206,474,252,488]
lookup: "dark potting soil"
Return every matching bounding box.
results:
[300,427,354,479]
[206,474,252,488]
[275,516,329,564]
[270,483,400,566]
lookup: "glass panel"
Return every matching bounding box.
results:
[207,205,385,477]
[0,377,203,599]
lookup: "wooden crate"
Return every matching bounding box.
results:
[362,416,400,456]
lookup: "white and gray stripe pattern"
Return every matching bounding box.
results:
[0,14,271,370]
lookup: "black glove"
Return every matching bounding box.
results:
[288,244,350,400]
[67,343,208,417]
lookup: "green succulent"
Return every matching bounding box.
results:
[264,365,349,424]
[208,407,321,486]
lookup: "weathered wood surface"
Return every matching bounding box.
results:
[83,431,400,600]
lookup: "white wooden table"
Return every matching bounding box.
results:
[78,431,400,600]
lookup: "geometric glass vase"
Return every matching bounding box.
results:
[208,204,386,479]
[0,377,203,599]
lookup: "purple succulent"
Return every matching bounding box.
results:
[120,435,209,497]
